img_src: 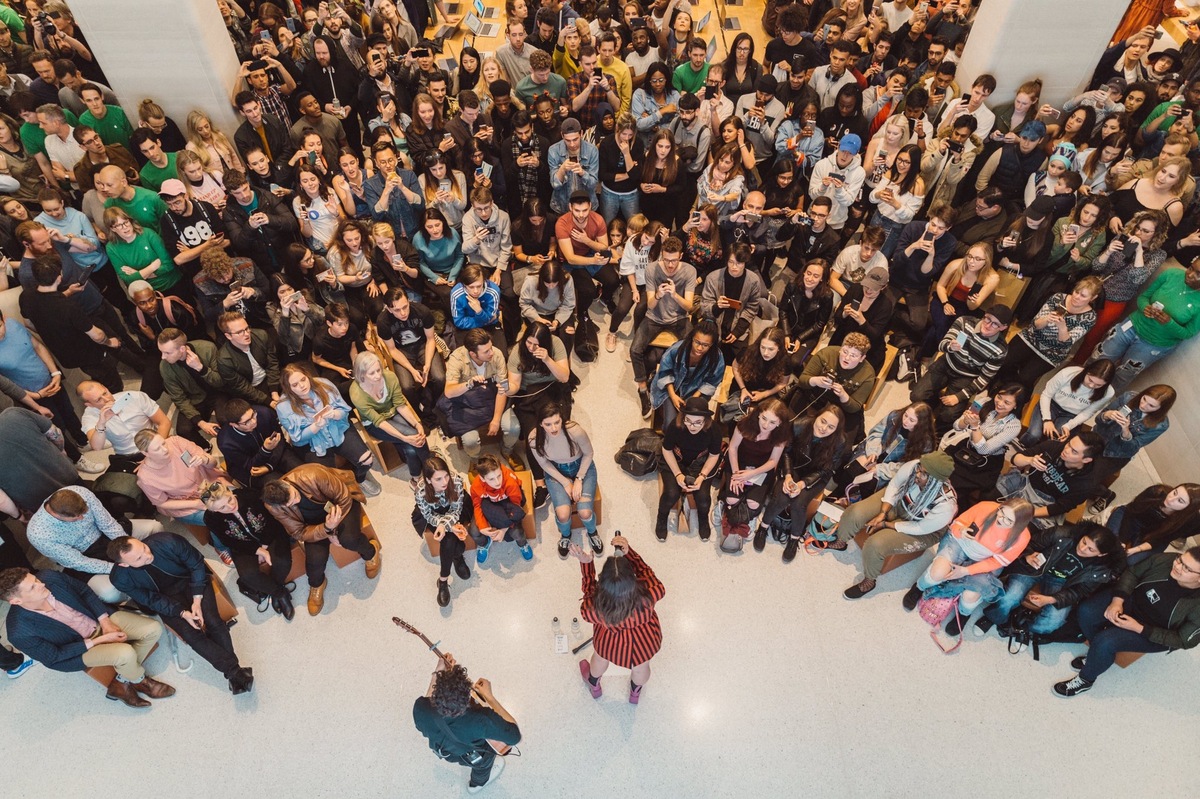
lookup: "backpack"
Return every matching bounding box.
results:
[917,595,963,654]
[801,500,842,553]
[614,428,662,477]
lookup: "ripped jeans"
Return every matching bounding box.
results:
[545,458,598,538]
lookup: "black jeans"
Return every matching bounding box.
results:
[762,480,826,538]
[175,398,218,450]
[656,468,713,536]
[609,282,647,334]
[461,748,497,787]
[909,357,979,429]
[395,348,446,418]
[304,502,375,587]
[231,535,293,597]
[305,426,374,483]
[570,264,619,322]
[160,584,240,678]
[630,317,689,384]
[478,497,528,547]
[433,528,468,579]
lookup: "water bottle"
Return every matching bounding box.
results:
[571,617,581,637]
[552,616,561,633]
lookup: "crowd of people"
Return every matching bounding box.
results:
[1,0,1200,793]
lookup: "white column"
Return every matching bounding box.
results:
[956,0,1130,104]
[65,0,241,136]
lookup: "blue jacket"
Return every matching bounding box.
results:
[649,338,726,411]
[450,281,502,329]
[547,139,599,214]
[1092,390,1169,461]
[109,532,209,619]
[5,570,112,672]
[363,168,423,239]
[277,378,354,457]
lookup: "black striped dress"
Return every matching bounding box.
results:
[580,547,666,668]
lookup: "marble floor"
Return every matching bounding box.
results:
[1,317,1195,799]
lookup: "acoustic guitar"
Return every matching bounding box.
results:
[392,617,519,757]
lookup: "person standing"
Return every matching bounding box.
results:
[412,651,522,793]
[571,533,665,704]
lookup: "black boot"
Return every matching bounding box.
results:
[437,579,450,608]
[271,590,295,621]
[753,523,768,552]
[782,536,801,563]
[902,584,923,612]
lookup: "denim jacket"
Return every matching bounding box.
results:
[277,378,353,457]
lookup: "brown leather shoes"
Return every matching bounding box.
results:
[106,677,151,708]
[364,540,382,579]
[308,581,326,615]
[132,675,176,699]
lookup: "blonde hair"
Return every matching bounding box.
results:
[185,110,243,173]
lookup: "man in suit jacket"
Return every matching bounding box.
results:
[109,533,253,695]
[0,567,172,707]
[216,311,280,406]
[233,91,295,170]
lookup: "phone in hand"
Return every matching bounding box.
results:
[969,396,984,414]
[412,48,430,58]
[180,450,197,467]
[324,500,336,515]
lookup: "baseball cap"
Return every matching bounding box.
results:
[560,117,582,135]
[861,266,889,291]
[838,133,863,155]
[158,179,187,197]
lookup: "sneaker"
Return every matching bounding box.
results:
[1053,675,1093,698]
[506,453,527,472]
[533,486,549,509]
[752,520,767,552]
[1087,488,1116,516]
[972,618,995,638]
[782,536,800,563]
[466,755,505,793]
[843,578,877,599]
[894,351,911,382]
[519,544,533,561]
[434,334,451,360]
[655,526,668,542]
[579,659,602,699]
[75,455,105,474]
[902,584,923,612]
[476,543,490,564]
[454,558,471,579]
[218,549,234,567]
[605,332,617,352]
[639,390,652,419]
[587,531,603,555]
[558,537,571,559]
[5,655,33,679]
[1070,656,1087,671]
[359,475,382,497]
[945,613,965,636]
[719,533,743,553]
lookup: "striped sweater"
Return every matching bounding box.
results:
[936,316,1008,402]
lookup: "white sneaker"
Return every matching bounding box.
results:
[466,755,505,793]
[894,352,911,381]
[75,455,105,475]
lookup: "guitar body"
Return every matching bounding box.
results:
[394,617,517,757]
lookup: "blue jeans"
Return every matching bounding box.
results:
[984,573,1072,634]
[368,425,431,476]
[1076,588,1170,682]
[545,459,598,538]
[1018,401,1076,448]
[177,509,207,525]
[600,185,640,224]
[1091,321,1176,391]
[869,211,907,259]
[916,534,1004,613]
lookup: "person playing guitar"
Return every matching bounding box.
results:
[406,629,522,794]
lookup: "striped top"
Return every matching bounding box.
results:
[580,547,665,669]
[936,316,1007,402]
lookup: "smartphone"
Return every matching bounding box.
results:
[961,92,971,103]
[1117,405,1132,417]
[822,23,831,37]
[956,330,969,348]
[969,396,985,414]
[260,30,271,41]
[689,210,701,225]
[1155,29,1165,40]
[743,212,762,223]
[829,173,845,182]
[285,17,297,33]
[1066,224,1081,238]
[567,155,579,164]
[438,178,452,193]
[324,500,336,515]
[314,268,332,281]
[443,132,453,141]
[1030,552,1047,569]
[917,1,929,11]
[946,139,964,153]
[1150,301,1165,312]
[307,151,317,164]
[723,297,743,311]
[180,450,197,467]
[228,279,244,292]
[1053,303,1068,315]
[412,48,430,58]
[703,84,713,100]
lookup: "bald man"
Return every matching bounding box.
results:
[77,380,171,461]
[94,165,168,235]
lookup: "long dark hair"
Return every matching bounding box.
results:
[641,128,679,186]
[1004,203,1054,256]
[592,554,653,625]
[514,196,550,243]
[1058,105,1096,148]
[882,401,936,462]
[735,397,792,446]
[722,32,755,74]
[532,401,580,460]
[1068,359,1115,402]
[735,327,788,389]
[1124,483,1200,549]
[421,455,459,505]
[887,143,923,196]
[535,260,566,302]
[518,322,556,375]
[793,403,846,465]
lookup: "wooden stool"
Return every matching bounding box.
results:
[183,523,211,548]
[260,542,307,584]
[356,417,405,475]
[852,528,925,575]
[865,344,897,411]
[570,485,603,530]
[1115,651,1145,668]
[424,470,538,557]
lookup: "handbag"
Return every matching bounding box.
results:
[917,594,963,654]
[718,389,750,423]
[949,440,989,469]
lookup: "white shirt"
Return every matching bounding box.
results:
[43,126,86,174]
[940,98,996,140]
[81,390,160,455]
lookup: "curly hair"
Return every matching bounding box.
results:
[431,664,473,718]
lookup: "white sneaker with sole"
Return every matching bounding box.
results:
[75,455,105,474]
[466,755,505,793]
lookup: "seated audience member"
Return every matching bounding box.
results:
[461,186,518,343]
[26,486,164,602]
[726,328,791,414]
[200,481,296,620]
[832,451,959,600]
[947,187,1010,258]
[411,456,476,608]
[781,197,841,277]
[309,301,359,391]
[0,306,87,458]
[262,463,381,616]
[127,280,206,346]
[920,241,1001,361]
[903,499,1034,636]
[0,567,172,708]
[133,430,231,526]
[828,225,887,297]
[376,288,445,423]
[505,322,572,501]
[157,328,224,447]
[940,384,1025,507]
[631,235,698,417]
[350,350,431,480]
[217,310,281,406]
[222,169,300,274]
[790,333,877,442]
[78,380,171,466]
[276,362,382,497]
[193,247,271,330]
[808,133,866,231]
[1052,548,1200,698]
[554,188,618,334]
[528,401,603,559]
[826,266,894,372]
[450,263,508,354]
[469,452,533,563]
[1000,431,1104,530]
[521,260,578,356]
[974,521,1124,639]
[646,319,725,429]
[832,401,937,500]
[109,533,254,695]
[910,305,1012,428]
[697,244,765,363]
[714,399,791,552]
[778,258,835,369]
[440,329,519,458]
[1104,482,1200,565]
[656,397,724,543]
[1018,361,1116,449]
[215,399,303,490]
[990,278,1102,390]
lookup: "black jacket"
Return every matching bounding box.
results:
[780,416,845,488]
[1006,526,1124,608]
[217,329,280,405]
[235,113,296,170]
[109,532,208,618]
[779,283,834,345]
[222,187,299,271]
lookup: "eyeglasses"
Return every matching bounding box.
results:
[1176,556,1200,576]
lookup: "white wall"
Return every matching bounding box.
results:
[956,0,1130,105]
[66,0,241,140]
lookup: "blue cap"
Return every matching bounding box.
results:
[838,133,863,155]
[1020,120,1047,141]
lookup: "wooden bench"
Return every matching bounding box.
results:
[425,469,537,557]
[1115,651,1145,668]
[357,417,406,475]
[865,344,898,412]
[329,509,381,569]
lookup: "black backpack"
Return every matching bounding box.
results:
[615,428,662,477]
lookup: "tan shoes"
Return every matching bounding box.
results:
[605,332,617,352]
[308,581,326,615]
[364,539,382,579]
[106,677,150,708]
[132,675,176,699]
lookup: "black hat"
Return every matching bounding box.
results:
[983,304,1013,325]
[681,397,713,418]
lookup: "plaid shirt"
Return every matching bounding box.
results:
[509,133,546,207]
[566,70,612,125]
[254,86,291,127]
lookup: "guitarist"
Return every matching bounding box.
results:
[412,652,522,794]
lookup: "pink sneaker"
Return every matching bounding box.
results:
[578,659,602,699]
[628,682,643,705]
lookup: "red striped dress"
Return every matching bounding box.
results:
[579,547,666,669]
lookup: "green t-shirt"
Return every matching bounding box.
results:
[79,105,134,148]
[672,62,709,95]
[138,152,178,192]
[104,187,168,235]
[106,230,180,292]
[19,109,78,156]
